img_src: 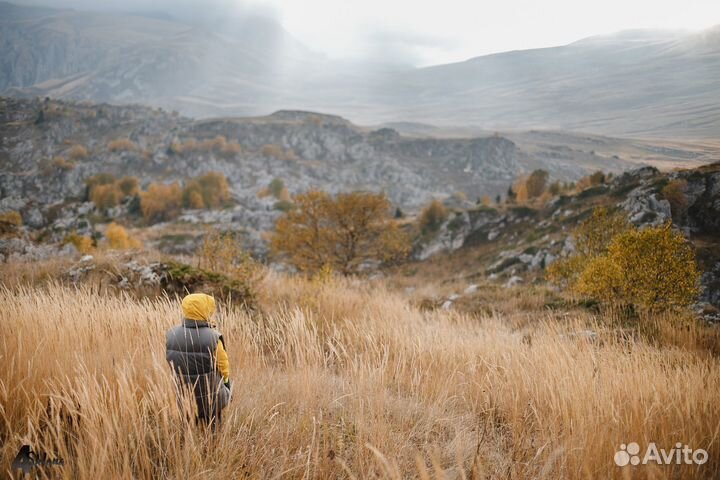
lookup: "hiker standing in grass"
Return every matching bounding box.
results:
[166,293,232,429]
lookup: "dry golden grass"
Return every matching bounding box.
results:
[1,273,719,479]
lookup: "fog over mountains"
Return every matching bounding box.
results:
[1,1,719,138]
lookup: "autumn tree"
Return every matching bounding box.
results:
[512,169,549,204]
[513,175,529,203]
[85,174,139,210]
[105,222,142,250]
[546,207,629,288]
[117,176,140,196]
[574,207,630,258]
[575,223,699,311]
[271,191,410,275]
[64,232,94,254]
[90,184,123,210]
[548,206,699,312]
[182,172,231,209]
[526,169,549,198]
[197,229,262,283]
[85,173,116,196]
[576,171,606,191]
[140,182,183,223]
[418,199,449,234]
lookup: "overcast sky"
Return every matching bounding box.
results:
[271,0,720,65]
[18,0,720,65]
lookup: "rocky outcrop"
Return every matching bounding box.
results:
[1,96,621,256]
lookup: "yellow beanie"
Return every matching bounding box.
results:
[181,293,216,321]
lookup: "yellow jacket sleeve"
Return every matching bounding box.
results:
[216,339,230,382]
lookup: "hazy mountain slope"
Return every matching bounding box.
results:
[373,28,720,138]
[0,1,321,112]
[1,2,719,138]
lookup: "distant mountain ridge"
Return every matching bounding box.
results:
[1,1,719,138]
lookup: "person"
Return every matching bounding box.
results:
[166,293,232,429]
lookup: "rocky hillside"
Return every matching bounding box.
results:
[404,162,720,319]
[1,96,641,250]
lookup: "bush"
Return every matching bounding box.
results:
[108,139,138,152]
[0,211,23,236]
[512,170,549,203]
[269,178,285,198]
[105,222,141,250]
[182,172,231,209]
[220,141,242,156]
[197,230,261,285]
[513,175,529,203]
[52,156,76,171]
[65,232,94,254]
[574,207,630,258]
[662,179,688,219]
[169,136,241,157]
[575,223,700,311]
[117,176,140,197]
[260,178,291,202]
[261,144,296,160]
[67,144,89,160]
[576,171,606,191]
[86,174,139,210]
[90,184,123,210]
[85,173,116,192]
[168,142,185,155]
[418,199,449,234]
[184,189,205,209]
[271,191,410,275]
[546,207,629,288]
[200,135,226,151]
[526,169,549,198]
[140,182,182,223]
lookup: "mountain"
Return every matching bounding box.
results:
[1,2,719,139]
[0,1,322,113]
[376,27,720,138]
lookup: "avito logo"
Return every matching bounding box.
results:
[615,442,708,466]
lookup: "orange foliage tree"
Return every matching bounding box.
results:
[575,223,699,311]
[271,191,410,275]
[106,222,142,250]
[140,182,183,223]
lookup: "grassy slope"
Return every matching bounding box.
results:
[1,272,719,479]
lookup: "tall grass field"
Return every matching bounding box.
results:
[1,274,719,479]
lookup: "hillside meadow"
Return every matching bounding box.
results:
[1,264,719,479]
